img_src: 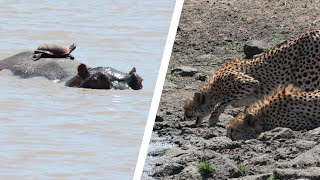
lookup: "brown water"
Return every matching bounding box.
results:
[0,1,175,179]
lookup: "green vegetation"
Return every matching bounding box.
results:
[237,163,247,175]
[268,170,281,180]
[280,0,287,6]
[240,15,247,21]
[197,158,214,177]
[165,74,175,82]
[280,30,289,34]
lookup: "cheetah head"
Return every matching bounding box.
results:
[183,92,209,123]
[183,71,260,126]
[226,112,263,141]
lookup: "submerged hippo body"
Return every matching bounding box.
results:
[0,51,143,90]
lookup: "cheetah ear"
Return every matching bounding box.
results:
[194,92,205,105]
[244,113,256,127]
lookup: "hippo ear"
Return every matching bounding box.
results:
[244,113,256,127]
[78,64,89,79]
[194,92,205,105]
[78,64,87,72]
[129,67,136,75]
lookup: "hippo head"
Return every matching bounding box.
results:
[127,67,143,90]
[80,72,111,89]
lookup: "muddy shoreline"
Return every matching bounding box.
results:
[143,0,320,179]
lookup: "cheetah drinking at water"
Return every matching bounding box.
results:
[183,30,320,127]
[225,85,320,140]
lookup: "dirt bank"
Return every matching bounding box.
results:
[143,0,320,179]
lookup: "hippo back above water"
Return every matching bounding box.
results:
[0,51,80,81]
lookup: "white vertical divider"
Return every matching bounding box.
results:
[133,0,184,179]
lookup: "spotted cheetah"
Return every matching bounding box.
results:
[183,30,320,127]
[225,85,320,140]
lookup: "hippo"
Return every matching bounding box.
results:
[0,51,143,90]
[65,63,143,90]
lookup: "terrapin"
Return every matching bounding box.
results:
[33,43,76,61]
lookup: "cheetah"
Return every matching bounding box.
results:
[225,85,320,140]
[183,30,320,127]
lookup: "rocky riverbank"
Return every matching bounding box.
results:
[143,0,320,179]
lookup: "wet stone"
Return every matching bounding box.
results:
[171,66,198,77]
[195,72,208,81]
[243,40,269,58]
[155,115,164,122]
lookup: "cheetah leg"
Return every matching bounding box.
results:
[208,103,228,127]
[195,116,204,127]
[209,72,260,127]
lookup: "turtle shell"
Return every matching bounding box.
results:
[35,44,70,55]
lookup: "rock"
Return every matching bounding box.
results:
[151,163,184,177]
[274,147,296,160]
[294,140,317,150]
[223,106,245,117]
[218,113,235,125]
[195,73,208,81]
[311,19,320,26]
[308,127,320,135]
[206,136,234,150]
[148,149,167,157]
[166,111,173,115]
[211,155,242,179]
[250,154,271,166]
[155,115,164,122]
[243,40,269,58]
[178,165,200,180]
[288,144,320,168]
[229,173,271,180]
[171,66,198,77]
[257,127,295,141]
[276,167,320,180]
[271,128,295,140]
[224,37,233,42]
[185,86,197,90]
[197,54,218,60]
[163,81,178,90]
